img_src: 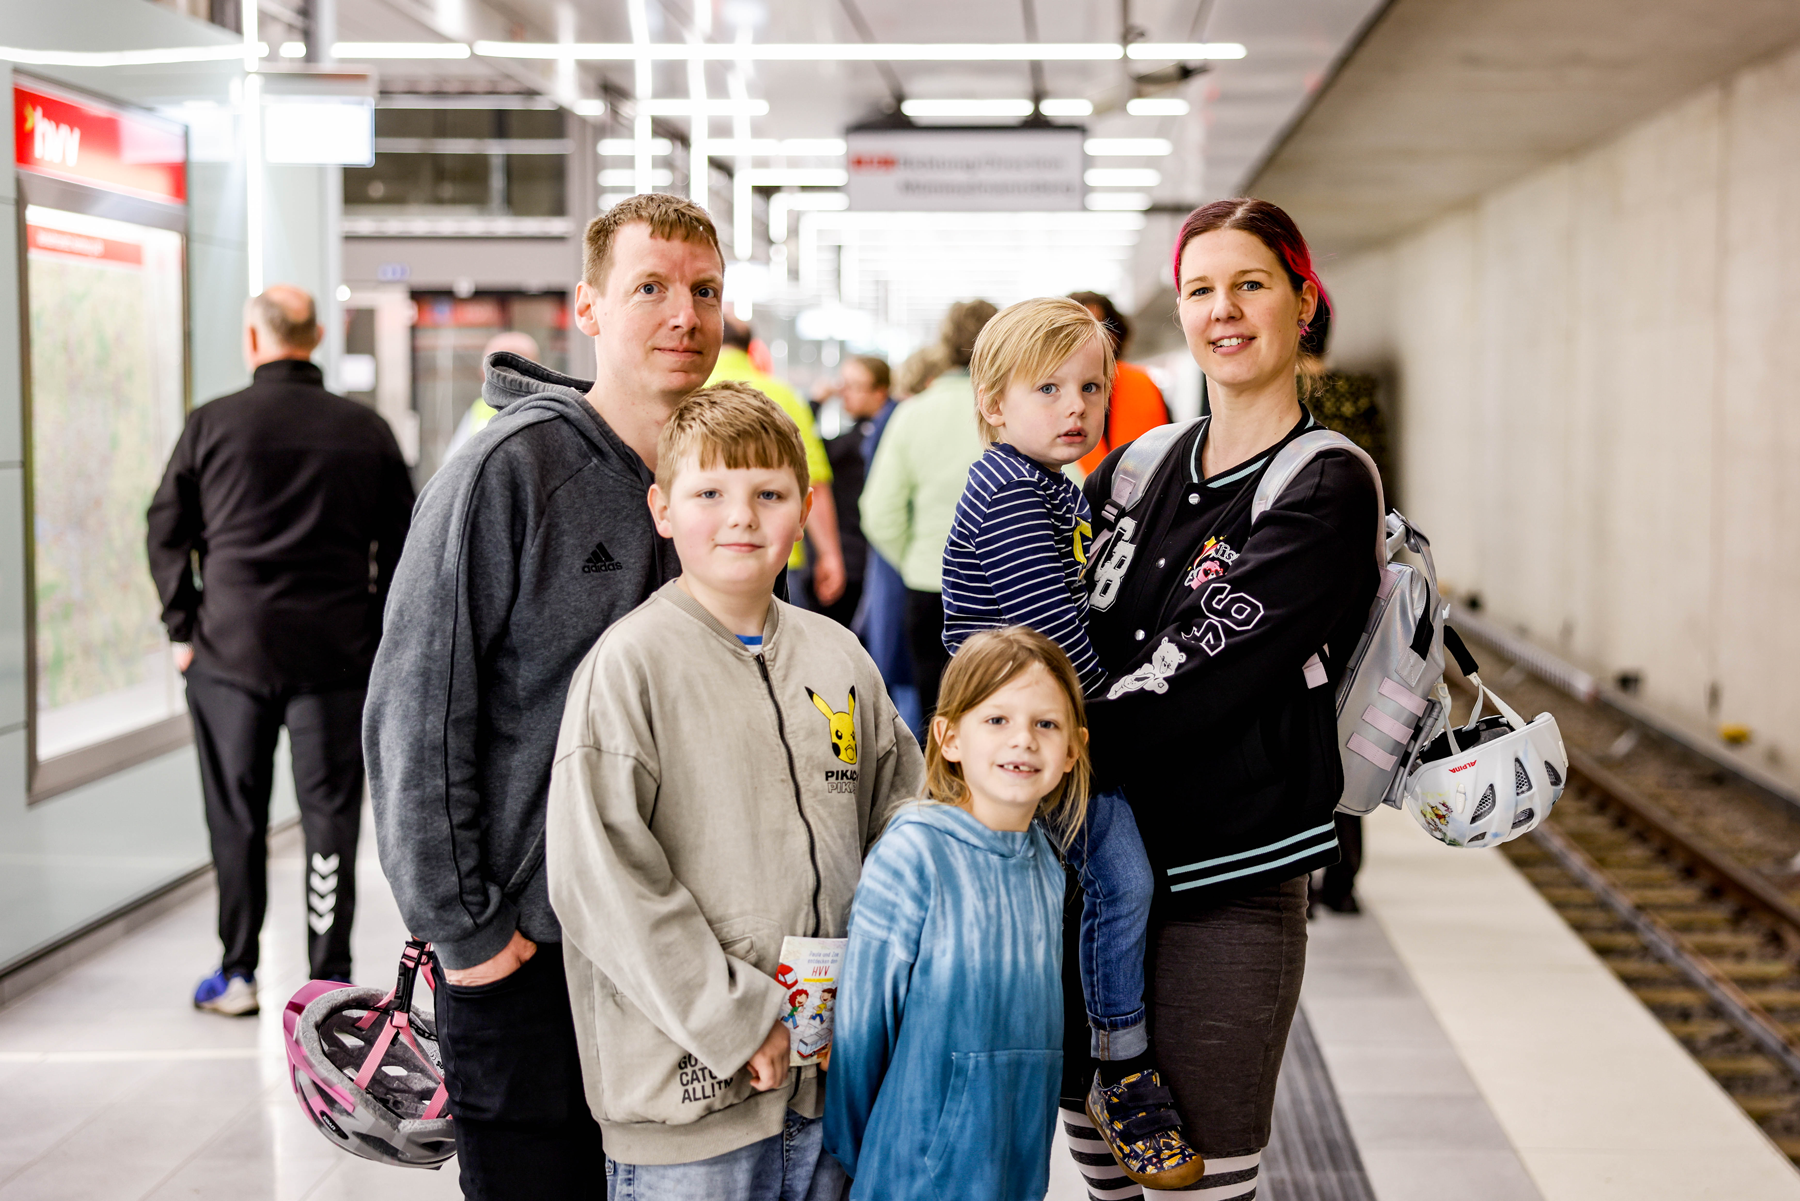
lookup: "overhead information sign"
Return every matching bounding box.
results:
[847,127,1084,211]
[13,81,187,205]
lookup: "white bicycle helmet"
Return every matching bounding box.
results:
[282,939,456,1169]
[1402,676,1568,848]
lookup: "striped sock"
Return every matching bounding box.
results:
[1155,1152,1261,1200]
[1058,1104,1263,1201]
[1059,1102,1143,1201]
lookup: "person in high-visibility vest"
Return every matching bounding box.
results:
[1070,291,1171,479]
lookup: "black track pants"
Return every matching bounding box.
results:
[904,588,949,720]
[185,671,366,981]
[434,943,605,1199]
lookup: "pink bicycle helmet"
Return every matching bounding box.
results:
[282,938,456,1169]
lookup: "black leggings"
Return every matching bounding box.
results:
[1146,876,1309,1157]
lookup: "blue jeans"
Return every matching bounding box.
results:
[605,1109,848,1201]
[1061,788,1155,1060]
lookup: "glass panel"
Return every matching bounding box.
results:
[24,205,186,761]
[410,292,570,482]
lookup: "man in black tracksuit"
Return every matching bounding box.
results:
[146,285,415,1013]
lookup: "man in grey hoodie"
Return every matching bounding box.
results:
[365,193,726,1199]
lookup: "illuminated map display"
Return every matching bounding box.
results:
[26,205,186,760]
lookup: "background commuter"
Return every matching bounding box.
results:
[709,315,846,609]
[854,351,936,735]
[815,354,890,626]
[861,300,997,720]
[1060,200,1380,1201]
[365,194,726,1199]
[1069,291,1171,480]
[146,284,415,1015]
[444,330,542,459]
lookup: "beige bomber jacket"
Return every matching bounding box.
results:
[546,582,925,1166]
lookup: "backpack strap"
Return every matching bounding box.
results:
[1104,417,1205,522]
[1086,418,1204,577]
[1249,429,1388,566]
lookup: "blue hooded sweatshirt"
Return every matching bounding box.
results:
[823,802,1065,1200]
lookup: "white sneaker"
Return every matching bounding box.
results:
[193,970,259,1016]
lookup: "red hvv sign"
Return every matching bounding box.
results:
[14,82,186,204]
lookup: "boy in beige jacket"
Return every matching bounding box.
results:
[547,381,923,1197]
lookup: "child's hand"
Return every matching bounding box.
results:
[746,1021,791,1091]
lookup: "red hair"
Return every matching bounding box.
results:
[1171,198,1331,358]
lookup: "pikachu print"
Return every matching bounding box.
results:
[807,686,858,765]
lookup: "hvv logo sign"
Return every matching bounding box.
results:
[23,104,80,167]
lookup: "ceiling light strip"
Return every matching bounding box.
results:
[0,42,267,66]
[469,41,1242,62]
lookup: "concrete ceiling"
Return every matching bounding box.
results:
[1246,0,1800,257]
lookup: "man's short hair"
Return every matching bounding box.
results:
[583,194,723,292]
[1068,290,1129,355]
[722,313,754,351]
[654,380,811,496]
[970,297,1115,447]
[246,288,318,350]
[850,355,890,392]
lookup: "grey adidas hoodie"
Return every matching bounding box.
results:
[365,352,681,969]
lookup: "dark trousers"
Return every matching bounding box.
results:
[185,671,366,981]
[1061,875,1309,1157]
[1317,813,1363,907]
[904,588,949,720]
[435,942,605,1199]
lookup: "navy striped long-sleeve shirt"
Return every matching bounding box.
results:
[941,442,1103,690]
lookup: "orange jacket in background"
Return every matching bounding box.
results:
[1078,362,1172,477]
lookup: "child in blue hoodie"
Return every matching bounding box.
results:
[823,626,1084,1201]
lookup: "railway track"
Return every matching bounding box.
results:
[1445,662,1800,1159]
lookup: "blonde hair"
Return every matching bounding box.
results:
[584,193,723,291]
[893,346,946,399]
[654,381,810,495]
[968,297,1116,447]
[926,627,1091,845]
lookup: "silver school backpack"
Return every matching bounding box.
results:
[1091,422,1450,816]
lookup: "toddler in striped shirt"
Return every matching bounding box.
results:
[940,298,1205,1191]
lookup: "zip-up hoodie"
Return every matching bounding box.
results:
[365,353,681,970]
[547,583,924,1165]
[823,803,1066,1201]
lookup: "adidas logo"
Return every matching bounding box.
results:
[582,541,624,574]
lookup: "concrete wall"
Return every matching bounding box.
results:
[1323,38,1800,785]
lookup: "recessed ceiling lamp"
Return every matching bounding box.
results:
[1125,98,1189,116]
[600,168,674,186]
[745,168,850,187]
[637,98,768,116]
[1085,192,1152,211]
[572,99,608,117]
[279,42,306,58]
[1085,138,1174,156]
[1126,43,1244,60]
[900,99,1035,118]
[333,42,472,59]
[1085,168,1161,187]
[599,138,674,155]
[709,138,848,156]
[1037,99,1092,117]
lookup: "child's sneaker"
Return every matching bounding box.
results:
[1085,1068,1206,1190]
[193,969,258,1016]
